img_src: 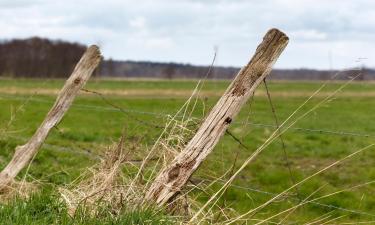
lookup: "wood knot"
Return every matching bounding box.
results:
[73,78,81,85]
[167,164,181,182]
[224,117,232,124]
[231,85,246,96]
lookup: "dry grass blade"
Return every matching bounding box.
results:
[226,144,374,224]
[304,212,334,225]
[58,81,205,219]
[59,135,133,216]
[0,180,38,202]
[337,221,375,224]
[191,70,361,223]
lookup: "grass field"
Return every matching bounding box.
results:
[1,78,375,224]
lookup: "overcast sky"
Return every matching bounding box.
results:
[1,0,374,69]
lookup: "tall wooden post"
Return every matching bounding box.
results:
[0,45,101,190]
[145,29,289,205]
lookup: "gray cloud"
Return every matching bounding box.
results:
[0,0,374,69]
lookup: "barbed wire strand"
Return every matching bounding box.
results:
[6,131,375,220]
[263,78,303,203]
[196,176,375,218]
[1,93,374,139]
[2,92,375,219]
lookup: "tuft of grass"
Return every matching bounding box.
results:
[0,190,173,225]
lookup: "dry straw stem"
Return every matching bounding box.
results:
[59,96,200,218]
[60,82,203,220]
[191,70,361,223]
[58,83,202,218]
[223,73,364,224]
[254,180,375,224]
[128,81,203,200]
[0,180,37,202]
[59,136,133,216]
[226,143,375,224]
[146,28,289,206]
[306,212,336,225]
[0,45,101,191]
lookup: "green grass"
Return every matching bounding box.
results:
[1,78,375,223]
[0,189,172,225]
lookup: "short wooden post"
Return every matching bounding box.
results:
[0,45,101,190]
[145,29,289,205]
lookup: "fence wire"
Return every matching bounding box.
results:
[5,133,375,219]
[196,177,375,219]
[1,93,375,139]
[2,91,375,220]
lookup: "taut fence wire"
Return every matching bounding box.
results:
[1,93,375,139]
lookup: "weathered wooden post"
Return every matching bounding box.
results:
[145,28,289,205]
[0,45,101,190]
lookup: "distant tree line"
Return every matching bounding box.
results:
[0,37,86,78]
[99,60,239,79]
[99,60,375,80]
[1,37,374,80]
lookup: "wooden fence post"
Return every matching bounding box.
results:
[0,45,101,190]
[145,29,289,205]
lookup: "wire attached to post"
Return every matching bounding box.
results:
[263,78,303,202]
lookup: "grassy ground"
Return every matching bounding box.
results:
[1,78,375,223]
[0,189,172,224]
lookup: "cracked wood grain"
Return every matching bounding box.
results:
[145,28,289,206]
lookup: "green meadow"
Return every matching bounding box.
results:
[1,78,375,224]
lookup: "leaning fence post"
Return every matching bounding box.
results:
[0,45,101,190]
[145,28,289,205]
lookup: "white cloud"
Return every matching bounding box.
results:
[129,16,147,30]
[144,37,174,49]
[0,0,375,69]
[290,30,327,41]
